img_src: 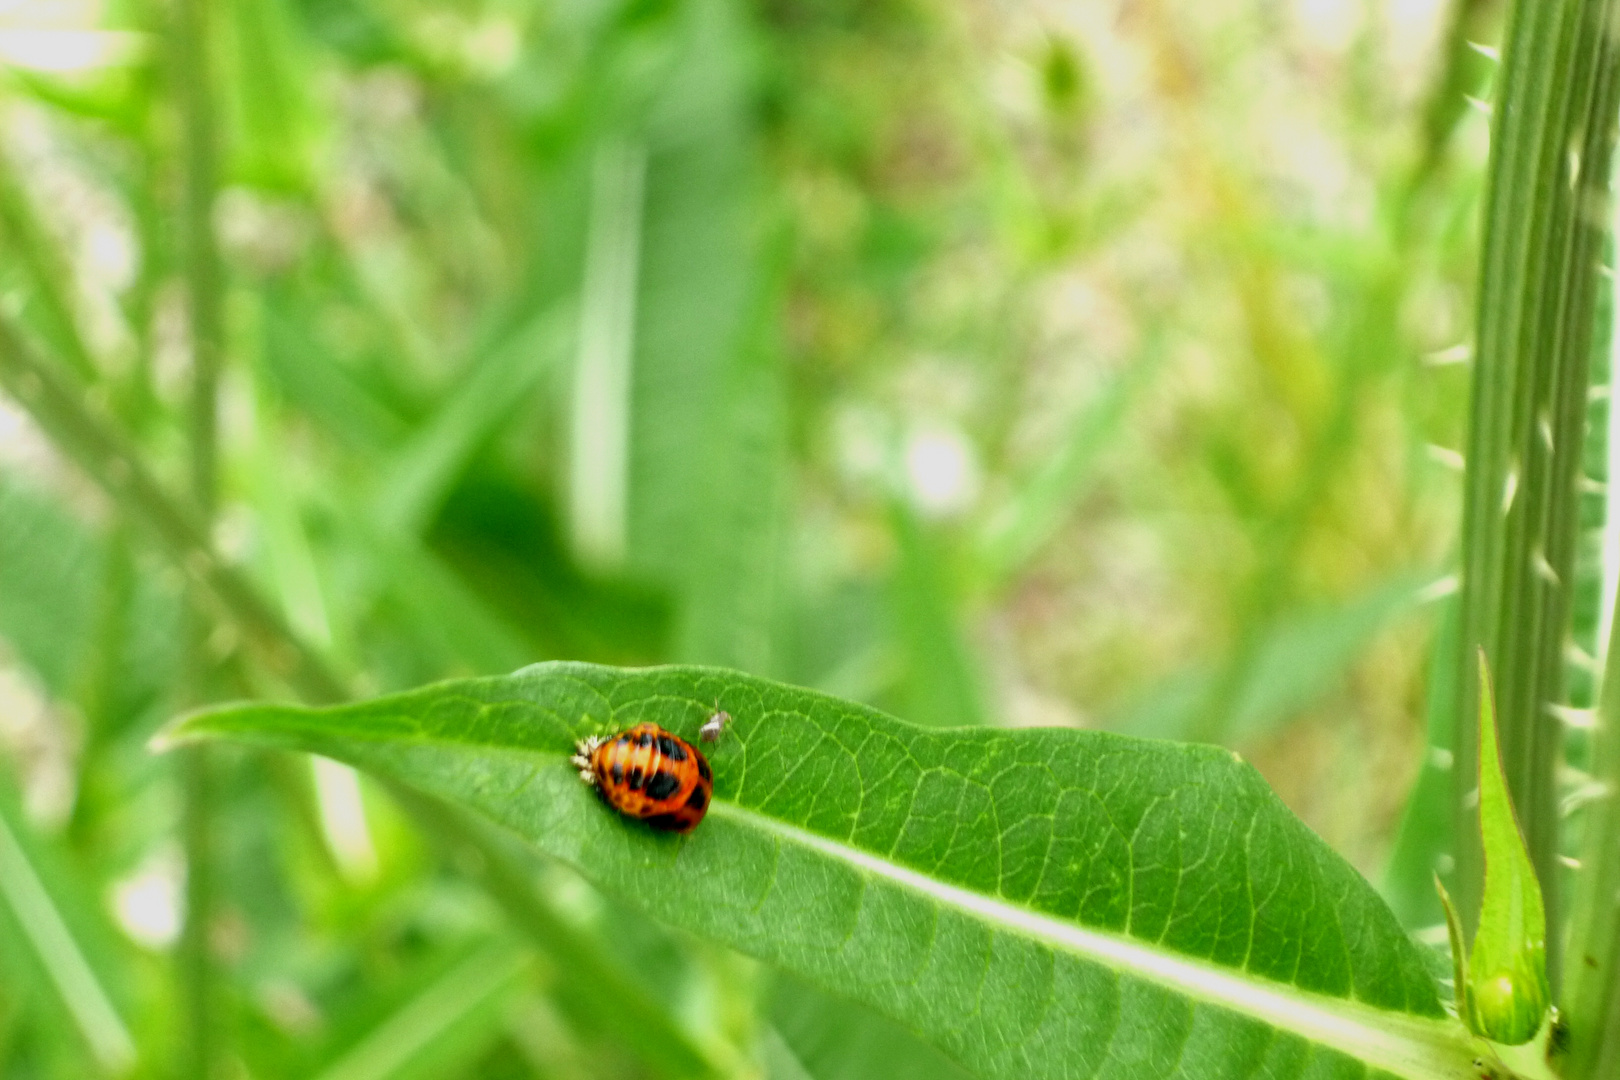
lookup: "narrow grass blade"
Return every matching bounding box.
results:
[570,138,645,570]
[311,940,529,1080]
[377,303,574,538]
[0,784,134,1073]
[976,343,1161,584]
[890,505,984,728]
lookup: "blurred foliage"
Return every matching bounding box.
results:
[0,0,1504,1075]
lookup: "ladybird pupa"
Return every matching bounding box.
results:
[575,723,712,833]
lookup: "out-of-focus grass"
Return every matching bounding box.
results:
[0,0,1496,1074]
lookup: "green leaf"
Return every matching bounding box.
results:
[618,0,788,673]
[1465,652,1549,1046]
[222,0,316,192]
[161,662,1481,1080]
[391,786,725,1078]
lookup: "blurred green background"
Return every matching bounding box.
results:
[0,0,1501,1075]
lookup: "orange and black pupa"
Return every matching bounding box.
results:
[571,722,713,833]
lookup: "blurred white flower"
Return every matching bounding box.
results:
[904,425,981,519]
[110,848,182,950]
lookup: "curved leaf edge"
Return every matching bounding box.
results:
[156,663,1486,1080]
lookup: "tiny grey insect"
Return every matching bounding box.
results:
[699,707,731,743]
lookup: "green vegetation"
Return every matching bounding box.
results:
[1,0,1619,1076]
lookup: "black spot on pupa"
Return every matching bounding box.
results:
[636,730,654,748]
[644,812,687,831]
[685,786,707,811]
[616,736,631,749]
[657,735,686,761]
[628,766,644,790]
[696,758,712,782]
[611,761,625,784]
[645,770,681,801]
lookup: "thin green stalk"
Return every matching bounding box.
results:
[176,0,222,512]
[1451,0,1620,985]
[174,0,226,1066]
[177,746,212,1080]
[0,314,349,704]
[0,151,98,383]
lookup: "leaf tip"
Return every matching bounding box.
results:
[146,715,200,754]
[1435,872,1469,1020]
[147,703,250,754]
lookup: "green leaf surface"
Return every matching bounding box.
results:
[391,786,725,1078]
[163,662,1479,1080]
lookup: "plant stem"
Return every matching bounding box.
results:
[1451,0,1620,985]
[173,0,226,1070]
[176,0,222,513]
[1565,591,1620,1077]
[0,151,98,383]
[0,315,350,705]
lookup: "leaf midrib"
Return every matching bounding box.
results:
[267,712,1479,1080]
[713,802,1474,1080]
[168,704,1479,1080]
